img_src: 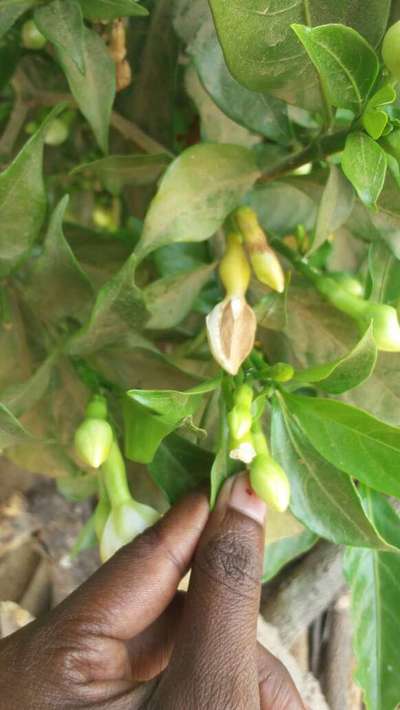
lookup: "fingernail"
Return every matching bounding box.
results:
[229,472,267,526]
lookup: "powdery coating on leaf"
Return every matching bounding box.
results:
[138,143,260,256]
[206,295,257,375]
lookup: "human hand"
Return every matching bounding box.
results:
[0,473,304,709]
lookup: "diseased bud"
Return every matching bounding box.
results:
[236,207,285,293]
[229,431,256,465]
[228,405,252,440]
[74,419,113,469]
[100,499,160,562]
[206,295,257,375]
[250,454,290,512]
[219,232,251,297]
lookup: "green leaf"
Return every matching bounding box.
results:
[153,242,209,277]
[342,132,387,207]
[362,84,396,141]
[34,0,85,74]
[192,27,291,145]
[0,402,33,449]
[344,488,400,710]
[208,1,388,111]
[56,27,115,152]
[313,165,354,253]
[295,325,377,394]
[137,143,260,258]
[0,1,33,38]
[24,196,94,324]
[271,399,393,549]
[345,352,400,427]
[284,393,400,498]
[263,525,317,583]
[72,154,171,196]
[184,65,259,148]
[292,24,379,113]
[78,0,148,21]
[145,263,215,330]
[0,108,62,275]
[0,29,21,90]
[67,253,148,355]
[149,433,213,504]
[247,181,317,236]
[57,472,98,502]
[367,240,400,305]
[124,379,219,464]
[0,354,56,417]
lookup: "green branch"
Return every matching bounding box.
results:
[259,130,348,182]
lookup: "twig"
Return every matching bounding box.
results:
[259,130,348,182]
[261,541,345,647]
[0,77,29,157]
[12,68,172,156]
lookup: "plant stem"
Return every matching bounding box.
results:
[259,130,348,182]
[270,239,319,284]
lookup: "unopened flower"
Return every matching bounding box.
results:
[206,295,257,375]
[100,498,160,562]
[74,419,113,469]
[250,453,290,512]
[236,207,285,293]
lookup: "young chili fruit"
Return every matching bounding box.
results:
[21,20,47,50]
[74,419,114,469]
[250,454,290,512]
[382,21,400,80]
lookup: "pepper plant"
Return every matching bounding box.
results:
[1,0,400,707]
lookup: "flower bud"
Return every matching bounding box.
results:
[250,454,290,512]
[382,21,400,80]
[269,362,294,383]
[100,499,160,561]
[364,303,400,352]
[85,394,108,421]
[21,19,47,50]
[236,207,285,293]
[234,383,253,409]
[74,419,113,469]
[229,431,256,464]
[206,295,257,375]
[228,405,252,440]
[219,232,251,297]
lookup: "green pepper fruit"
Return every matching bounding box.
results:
[100,499,159,562]
[382,21,400,80]
[21,20,47,50]
[74,419,113,469]
[330,272,364,298]
[315,276,400,352]
[85,394,108,421]
[44,118,69,146]
[250,454,290,512]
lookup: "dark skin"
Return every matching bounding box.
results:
[0,473,305,709]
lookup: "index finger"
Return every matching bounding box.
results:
[54,491,209,640]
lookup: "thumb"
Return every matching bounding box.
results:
[155,472,266,706]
